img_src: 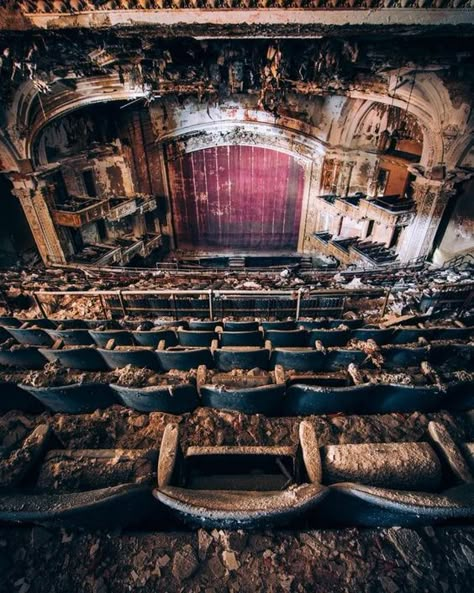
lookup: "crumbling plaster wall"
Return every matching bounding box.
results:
[0,67,472,263]
[34,109,137,199]
[148,95,418,251]
[432,166,474,264]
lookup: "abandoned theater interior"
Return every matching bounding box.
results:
[0,2,474,592]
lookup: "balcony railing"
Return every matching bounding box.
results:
[318,193,416,227]
[106,196,157,222]
[362,196,415,227]
[143,234,163,257]
[53,195,157,227]
[52,197,110,228]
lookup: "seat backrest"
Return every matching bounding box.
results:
[220,331,263,347]
[7,328,54,347]
[45,329,95,346]
[177,329,218,347]
[264,329,308,347]
[133,329,178,348]
[223,321,260,332]
[98,348,160,370]
[214,348,270,371]
[188,320,223,331]
[309,329,350,347]
[261,320,296,331]
[39,346,108,372]
[89,330,135,348]
[157,348,214,371]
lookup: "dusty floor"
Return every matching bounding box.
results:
[1,407,471,452]
[1,312,473,592]
[0,525,473,593]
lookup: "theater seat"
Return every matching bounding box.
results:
[157,348,214,371]
[214,348,270,371]
[177,329,218,347]
[220,331,263,347]
[223,321,260,331]
[264,329,308,348]
[89,330,135,348]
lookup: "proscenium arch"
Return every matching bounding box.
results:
[157,115,324,254]
[159,120,326,162]
[29,92,329,168]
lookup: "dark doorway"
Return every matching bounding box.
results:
[0,174,37,266]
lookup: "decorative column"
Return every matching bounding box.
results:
[337,160,355,197]
[397,170,457,262]
[157,143,176,250]
[320,156,343,195]
[299,159,323,252]
[8,172,69,265]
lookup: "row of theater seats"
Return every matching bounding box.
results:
[1,339,473,372]
[0,316,472,349]
[2,369,473,416]
[0,316,363,333]
[0,420,473,530]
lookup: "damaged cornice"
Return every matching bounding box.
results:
[1,5,474,37]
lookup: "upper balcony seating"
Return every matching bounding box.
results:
[1,315,472,374]
[2,339,473,415]
[2,315,468,347]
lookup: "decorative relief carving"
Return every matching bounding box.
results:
[8,0,471,11]
[163,123,320,162]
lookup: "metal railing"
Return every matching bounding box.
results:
[31,279,474,320]
[48,254,429,278]
[32,287,387,320]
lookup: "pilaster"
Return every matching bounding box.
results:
[397,169,458,262]
[8,173,69,265]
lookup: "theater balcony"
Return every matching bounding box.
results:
[328,194,416,228]
[52,195,157,228]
